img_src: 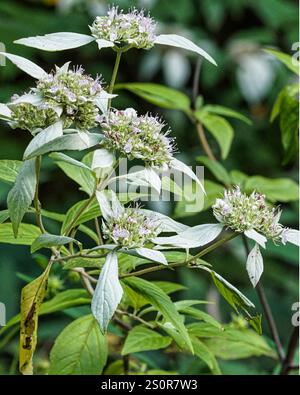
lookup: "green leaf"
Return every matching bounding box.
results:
[203,105,252,125]
[190,336,221,374]
[202,327,276,360]
[229,170,248,187]
[187,322,225,338]
[179,306,222,329]
[264,48,299,75]
[61,198,99,234]
[115,83,191,112]
[50,152,95,196]
[210,270,255,312]
[0,210,9,224]
[49,315,108,375]
[122,277,193,353]
[0,223,41,245]
[174,179,223,217]
[0,160,22,184]
[195,111,234,159]
[279,85,299,164]
[31,233,81,253]
[19,263,52,374]
[122,325,172,355]
[197,156,231,185]
[7,159,37,237]
[244,176,299,202]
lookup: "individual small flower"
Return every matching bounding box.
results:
[90,6,157,50]
[102,205,160,248]
[213,186,285,243]
[101,108,175,168]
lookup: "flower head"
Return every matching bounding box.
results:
[9,102,57,133]
[100,108,176,168]
[36,65,103,130]
[213,187,285,242]
[9,64,105,134]
[90,6,157,50]
[102,205,160,248]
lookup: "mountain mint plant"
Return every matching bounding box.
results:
[0,5,298,377]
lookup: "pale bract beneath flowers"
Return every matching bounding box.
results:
[91,190,225,331]
[213,186,299,287]
[13,6,217,66]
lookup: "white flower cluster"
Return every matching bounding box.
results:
[9,65,104,133]
[90,6,157,49]
[102,205,160,248]
[100,108,175,168]
[213,187,285,242]
[36,65,103,130]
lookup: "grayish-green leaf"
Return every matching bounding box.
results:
[24,121,63,159]
[15,32,95,51]
[246,243,264,287]
[0,52,47,79]
[92,252,123,333]
[31,233,80,253]
[155,34,217,66]
[7,159,36,237]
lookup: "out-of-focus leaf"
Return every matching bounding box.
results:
[115,83,191,112]
[0,160,22,184]
[264,48,299,75]
[197,156,231,185]
[195,111,234,159]
[203,104,252,125]
[244,176,299,202]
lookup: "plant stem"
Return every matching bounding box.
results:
[191,58,217,161]
[117,309,155,329]
[120,231,237,279]
[34,156,46,233]
[280,326,299,375]
[196,121,217,161]
[242,235,285,362]
[108,50,122,108]
[63,190,96,237]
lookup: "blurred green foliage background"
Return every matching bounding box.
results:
[0,0,298,374]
